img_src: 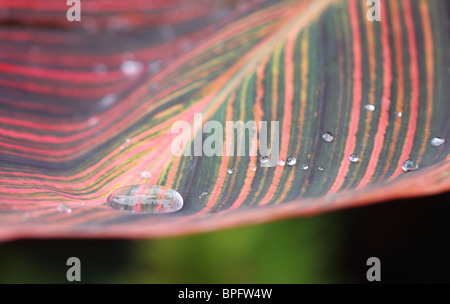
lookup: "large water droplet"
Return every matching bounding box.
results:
[349,153,359,163]
[365,104,375,111]
[322,132,334,142]
[107,185,183,213]
[286,157,296,166]
[430,137,445,147]
[57,204,72,214]
[402,159,418,172]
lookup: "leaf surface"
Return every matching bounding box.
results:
[0,0,449,241]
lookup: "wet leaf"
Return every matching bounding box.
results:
[0,0,449,241]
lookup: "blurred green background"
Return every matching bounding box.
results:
[0,192,449,283]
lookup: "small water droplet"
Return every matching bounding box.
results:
[160,25,176,41]
[149,82,161,90]
[365,104,375,111]
[181,40,193,51]
[301,164,309,171]
[121,60,143,77]
[119,145,125,150]
[396,111,402,117]
[227,168,234,174]
[259,155,269,164]
[98,94,117,109]
[431,137,445,147]
[349,153,359,163]
[57,204,72,214]
[88,116,100,126]
[121,52,135,61]
[250,167,257,172]
[107,185,183,213]
[126,138,131,143]
[106,17,132,31]
[309,3,318,11]
[148,60,162,75]
[199,191,209,198]
[140,171,152,179]
[216,40,225,48]
[318,166,324,171]
[326,194,337,202]
[0,8,10,18]
[286,157,296,166]
[322,132,334,142]
[28,45,41,54]
[21,211,31,221]
[402,159,418,172]
[81,18,99,33]
[277,159,286,166]
[93,63,108,75]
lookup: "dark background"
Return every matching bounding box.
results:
[0,192,448,284]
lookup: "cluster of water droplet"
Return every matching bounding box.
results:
[102,98,447,215]
[399,137,445,173]
[360,104,445,172]
[318,127,445,172]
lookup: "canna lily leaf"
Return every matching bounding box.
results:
[0,0,448,242]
